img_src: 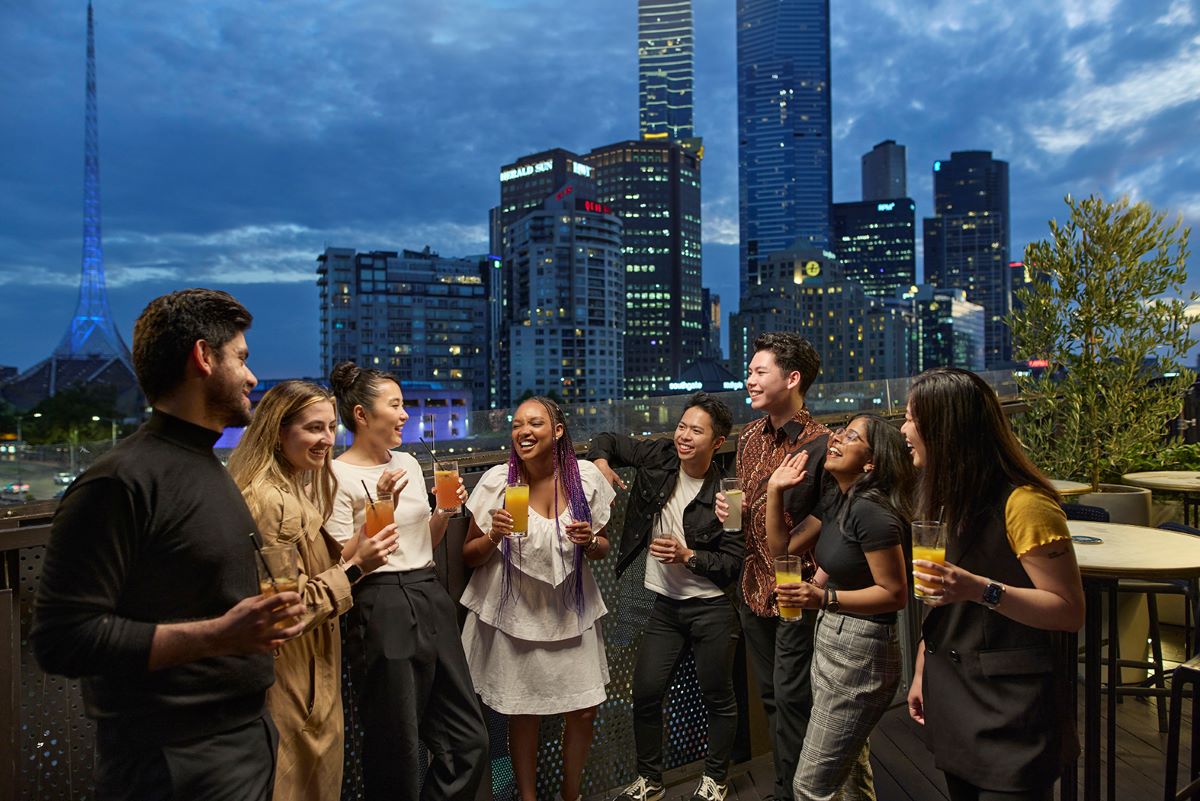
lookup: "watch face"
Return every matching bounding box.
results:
[983,582,1003,606]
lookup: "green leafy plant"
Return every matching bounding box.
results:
[1011,194,1197,490]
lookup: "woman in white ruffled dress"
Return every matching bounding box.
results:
[461,396,615,801]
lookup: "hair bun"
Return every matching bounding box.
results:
[330,361,360,392]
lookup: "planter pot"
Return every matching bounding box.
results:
[1077,483,1152,526]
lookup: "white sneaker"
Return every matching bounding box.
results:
[613,776,665,801]
[691,775,728,801]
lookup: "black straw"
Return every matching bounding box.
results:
[419,437,440,467]
[361,479,375,505]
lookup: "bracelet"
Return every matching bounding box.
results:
[584,534,600,554]
[487,529,503,547]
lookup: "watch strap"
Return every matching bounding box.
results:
[343,562,364,585]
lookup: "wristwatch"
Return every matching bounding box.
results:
[981,580,1005,609]
[343,561,364,585]
[825,587,841,614]
[686,552,699,570]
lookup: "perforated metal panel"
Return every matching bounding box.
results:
[17,546,98,800]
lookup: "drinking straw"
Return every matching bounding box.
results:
[419,437,440,468]
[249,531,278,588]
[361,479,375,505]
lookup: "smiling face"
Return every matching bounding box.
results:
[511,399,563,463]
[825,416,873,478]
[205,331,257,428]
[674,405,723,470]
[357,378,407,450]
[280,400,337,474]
[900,403,926,469]
[746,349,800,414]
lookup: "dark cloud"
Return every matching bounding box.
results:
[1,0,1196,377]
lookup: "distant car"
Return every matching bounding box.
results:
[3,482,30,495]
[54,471,75,486]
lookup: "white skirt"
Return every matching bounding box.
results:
[462,613,609,715]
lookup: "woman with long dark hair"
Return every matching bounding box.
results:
[228,381,396,800]
[768,414,914,801]
[326,362,488,801]
[461,396,615,801]
[902,368,1084,801]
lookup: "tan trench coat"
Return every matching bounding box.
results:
[250,481,353,801]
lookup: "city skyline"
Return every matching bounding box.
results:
[1,0,1198,378]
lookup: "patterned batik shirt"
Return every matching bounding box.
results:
[736,408,829,617]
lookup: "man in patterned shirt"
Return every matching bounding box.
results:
[734,332,828,801]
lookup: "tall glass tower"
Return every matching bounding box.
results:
[639,0,694,140]
[736,0,832,295]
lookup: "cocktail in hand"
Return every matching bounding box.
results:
[435,461,461,514]
[256,544,301,629]
[365,491,394,538]
[774,554,804,622]
[911,520,947,601]
[505,481,529,538]
[721,478,743,532]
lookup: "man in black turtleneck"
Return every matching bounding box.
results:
[32,289,305,801]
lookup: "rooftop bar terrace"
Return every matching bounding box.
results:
[0,370,1193,801]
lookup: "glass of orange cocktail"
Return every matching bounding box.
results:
[774,555,804,622]
[505,481,529,538]
[365,491,394,538]
[911,520,947,601]
[434,460,461,514]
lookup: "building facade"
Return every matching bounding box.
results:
[861,139,907,201]
[905,284,986,372]
[736,0,833,299]
[583,139,703,397]
[316,247,492,423]
[831,198,916,298]
[503,185,625,405]
[922,150,1011,366]
[638,0,694,141]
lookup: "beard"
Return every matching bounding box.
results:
[205,367,252,428]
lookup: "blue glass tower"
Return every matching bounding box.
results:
[639,0,695,140]
[736,0,832,295]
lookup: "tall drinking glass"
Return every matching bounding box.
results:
[364,491,394,538]
[911,520,947,601]
[256,544,300,628]
[774,555,804,622]
[434,460,461,514]
[721,477,743,532]
[505,480,529,538]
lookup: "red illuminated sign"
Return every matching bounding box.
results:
[577,199,613,215]
[1027,359,1049,368]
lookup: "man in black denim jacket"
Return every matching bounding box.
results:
[589,393,742,801]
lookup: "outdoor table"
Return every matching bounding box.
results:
[1066,520,1200,801]
[1120,471,1200,526]
[1051,479,1092,498]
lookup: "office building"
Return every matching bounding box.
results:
[700,288,722,361]
[316,246,493,430]
[729,244,910,384]
[736,0,833,297]
[638,0,694,141]
[862,139,906,201]
[905,284,986,372]
[503,185,625,404]
[831,198,916,298]
[923,150,1011,366]
[583,139,703,396]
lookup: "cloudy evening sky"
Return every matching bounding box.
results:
[1,0,1198,378]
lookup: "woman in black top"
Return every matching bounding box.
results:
[767,414,914,801]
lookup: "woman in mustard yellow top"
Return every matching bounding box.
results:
[901,368,1085,801]
[229,381,396,800]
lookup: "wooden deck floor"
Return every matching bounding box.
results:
[589,685,1192,801]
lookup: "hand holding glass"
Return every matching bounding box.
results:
[365,491,394,538]
[774,555,804,622]
[505,481,529,538]
[256,544,301,629]
[721,478,743,532]
[434,461,461,514]
[911,521,947,601]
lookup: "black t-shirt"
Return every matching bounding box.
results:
[812,488,906,623]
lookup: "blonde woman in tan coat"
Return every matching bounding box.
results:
[229,381,397,800]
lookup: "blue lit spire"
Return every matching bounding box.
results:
[55,1,131,366]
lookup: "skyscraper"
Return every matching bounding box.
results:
[736,0,833,296]
[3,2,139,415]
[831,199,916,298]
[583,139,703,396]
[906,285,986,372]
[861,139,906,201]
[922,151,1011,366]
[638,0,694,141]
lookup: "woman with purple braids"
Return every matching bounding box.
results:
[462,396,616,801]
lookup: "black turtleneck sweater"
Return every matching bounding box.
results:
[32,410,273,745]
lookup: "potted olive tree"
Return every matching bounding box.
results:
[1011,194,1196,524]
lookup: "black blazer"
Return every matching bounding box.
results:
[586,432,743,589]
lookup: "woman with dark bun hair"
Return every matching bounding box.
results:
[326,361,488,801]
[902,368,1084,801]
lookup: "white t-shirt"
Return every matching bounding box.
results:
[644,470,723,600]
[328,450,434,572]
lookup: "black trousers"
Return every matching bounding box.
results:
[347,568,489,801]
[738,598,816,801]
[633,593,741,783]
[95,714,277,801]
[944,773,1054,801]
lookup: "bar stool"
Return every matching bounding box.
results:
[1164,654,1200,800]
